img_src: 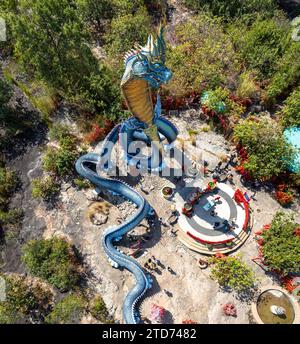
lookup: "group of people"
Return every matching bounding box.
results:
[144,255,174,276]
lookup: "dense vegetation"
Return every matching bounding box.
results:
[22,238,80,291]
[0,274,53,323]
[45,294,86,324]
[0,162,22,240]
[209,255,256,295]
[233,117,295,180]
[261,212,300,275]
[184,0,277,21]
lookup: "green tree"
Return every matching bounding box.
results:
[42,131,80,178]
[262,211,300,275]
[89,295,110,323]
[209,254,256,294]
[43,146,79,177]
[0,166,18,208]
[104,6,151,62]
[76,0,114,33]
[232,14,291,79]
[31,176,60,201]
[0,274,53,323]
[22,238,80,291]
[0,165,22,238]
[234,117,295,180]
[267,43,300,99]
[279,87,300,128]
[45,294,86,324]
[0,0,19,52]
[10,0,97,93]
[184,0,277,21]
[5,0,121,116]
[166,14,240,95]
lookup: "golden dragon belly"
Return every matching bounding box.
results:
[121,79,160,145]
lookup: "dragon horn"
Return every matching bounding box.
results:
[146,34,152,52]
[150,35,155,54]
[155,26,166,63]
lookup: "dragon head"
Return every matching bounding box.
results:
[121,27,172,88]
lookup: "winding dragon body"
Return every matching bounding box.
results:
[76,27,178,323]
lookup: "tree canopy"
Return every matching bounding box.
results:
[234,117,296,180]
[22,238,80,291]
[262,211,300,275]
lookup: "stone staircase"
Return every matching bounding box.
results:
[177,227,251,255]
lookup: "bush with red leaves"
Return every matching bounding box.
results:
[275,184,294,206]
[84,119,114,144]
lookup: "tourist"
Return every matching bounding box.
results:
[228,173,234,184]
[151,256,160,265]
[210,210,216,217]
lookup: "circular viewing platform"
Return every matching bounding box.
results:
[175,181,251,255]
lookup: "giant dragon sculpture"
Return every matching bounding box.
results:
[76,26,178,324]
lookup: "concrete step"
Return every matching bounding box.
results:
[177,228,251,256]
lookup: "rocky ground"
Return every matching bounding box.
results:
[2,103,299,324]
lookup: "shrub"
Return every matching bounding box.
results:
[22,238,80,291]
[104,7,151,64]
[184,0,277,21]
[31,176,60,201]
[76,69,123,117]
[209,254,256,294]
[279,87,300,128]
[84,119,114,144]
[201,87,246,127]
[58,135,77,151]
[0,166,18,208]
[0,273,53,323]
[43,145,79,177]
[0,208,23,228]
[0,166,21,238]
[44,130,78,177]
[54,149,79,176]
[261,211,300,275]
[231,15,290,79]
[45,294,86,324]
[0,78,13,107]
[267,43,300,99]
[275,189,294,206]
[42,147,58,174]
[236,71,259,99]
[0,303,19,324]
[166,14,240,95]
[74,178,91,190]
[201,87,229,114]
[89,295,110,323]
[49,124,71,142]
[84,124,105,144]
[234,117,296,180]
